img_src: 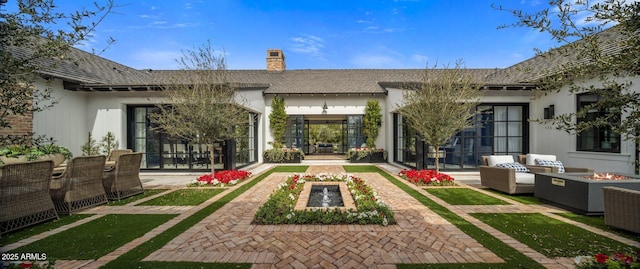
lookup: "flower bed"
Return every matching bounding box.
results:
[398,169,456,186]
[575,251,640,268]
[253,173,395,225]
[188,170,252,187]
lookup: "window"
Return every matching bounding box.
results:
[576,93,620,153]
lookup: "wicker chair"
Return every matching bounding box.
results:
[603,186,640,233]
[50,155,108,214]
[102,152,144,200]
[479,155,551,194]
[517,154,594,173]
[1,160,59,234]
[105,149,133,169]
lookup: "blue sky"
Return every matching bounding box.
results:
[11,0,568,70]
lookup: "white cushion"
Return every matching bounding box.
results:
[525,154,556,165]
[515,173,536,184]
[487,155,515,167]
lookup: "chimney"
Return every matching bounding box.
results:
[266,49,285,72]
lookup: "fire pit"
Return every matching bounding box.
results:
[535,172,640,215]
[582,173,630,180]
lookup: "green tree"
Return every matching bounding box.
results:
[269,96,287,148]
[0,0,114,145]
[397,61,480,172]
[99,131,119,155]
[495,0,640,172]
[150,41,249,174]
[80,132,100,156]
[363,99,382,148]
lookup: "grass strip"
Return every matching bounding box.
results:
[0,214,93,246]
[107,189,169,206]
[482,189,542,205]
[138,188,226,206]
[12,214,176,260]
[473,213,636,258]
[425,188,511,205]
[555,212,640,243]
[102,165,308,269]
[342,165,543,268]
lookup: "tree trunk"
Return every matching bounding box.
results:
[208,143,216,176]
[434,144,440,173]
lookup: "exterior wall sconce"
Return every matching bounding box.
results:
[544,105,554,119]
[322,101,328,114]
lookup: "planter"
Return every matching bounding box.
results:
[264,152,303,163]
[349,152,386,163]
[0,153,66,167]
[369,152,386,163]
[349,154,371,163]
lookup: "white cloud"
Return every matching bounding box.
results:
[289,34,325,56]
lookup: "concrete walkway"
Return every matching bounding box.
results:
[2,163,638,268]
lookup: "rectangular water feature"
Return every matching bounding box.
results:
[294,182,357,211]
[306,185,344,207]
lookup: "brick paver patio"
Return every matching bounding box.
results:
[2,164,638,269]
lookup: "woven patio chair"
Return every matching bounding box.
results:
[603,186,640,233]
[0,160,58,235]
[105,149,133,169]
[50,155,108,214]
[102,152,144,200]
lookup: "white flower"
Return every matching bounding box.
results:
[230,180,238,185]
[288,193,295,200]
[298,179,306,184]
[382,217,388,226]
[286,213,293,219]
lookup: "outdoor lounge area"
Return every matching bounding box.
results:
[1,163,638,268]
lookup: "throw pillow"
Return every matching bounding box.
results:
[535,159,565,173]
[496,162,530,173]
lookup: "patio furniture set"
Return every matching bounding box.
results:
[0,150,144,235]
[480,153,640,233]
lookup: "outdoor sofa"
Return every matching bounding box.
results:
[0,160,58,234]
[479,155,551,194]
[518,154,594,173]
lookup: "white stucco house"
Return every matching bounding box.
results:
[18,27,638,173]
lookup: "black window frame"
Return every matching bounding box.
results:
[576,93,621,153]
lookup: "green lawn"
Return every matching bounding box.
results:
[137,188,226,206]
[425,188,511,205]
[0,214,94,246]
[107,189,169,206]
[11,214,177,260]
[472,213,636,258]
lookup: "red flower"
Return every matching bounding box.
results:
[197,170,251,185]
[19,263,33,269]
[595,253,609,263]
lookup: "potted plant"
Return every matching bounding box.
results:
[348,99,386,163]
[264,96,303,163]
[0,143,72,166]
